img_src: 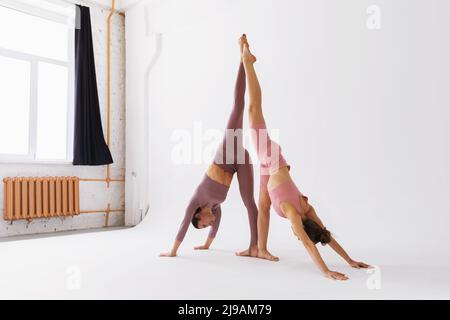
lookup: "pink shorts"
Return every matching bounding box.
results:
[250,122,289,175]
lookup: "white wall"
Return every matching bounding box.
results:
[125,0,450,257]
[0,6,126,237]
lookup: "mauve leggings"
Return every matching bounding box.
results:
[214,63,258,246]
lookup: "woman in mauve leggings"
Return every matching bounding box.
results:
[241,35,370,279]
[160,39,259,258]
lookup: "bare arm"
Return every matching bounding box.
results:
[305,205,325,228]
[329,238,352,264]
[160,240,182,257]
[329,239,371,268]
[306,205,350,261]
[284,205,348,280]
[307,205,370,268]
[285,207,329,273]
[194,237,215,250]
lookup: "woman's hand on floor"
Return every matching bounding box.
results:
[323,270,349,281]
[194,237,214,250]
[349,260,371,269]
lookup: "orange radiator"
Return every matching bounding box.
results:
[3,177,80,221]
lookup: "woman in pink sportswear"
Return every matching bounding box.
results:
[241,35,370,280]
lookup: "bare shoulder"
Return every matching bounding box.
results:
[280,202,301,221]
[302,201,326,228]
[298,195,311,214]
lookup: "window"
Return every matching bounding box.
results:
[0,1,75,163]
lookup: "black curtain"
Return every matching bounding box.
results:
[73,5,113,166]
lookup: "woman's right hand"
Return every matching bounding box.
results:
[324,270,349,280]
[159,251,177,257]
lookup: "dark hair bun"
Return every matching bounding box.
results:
[303,219,332,245]
[319,227,332,245]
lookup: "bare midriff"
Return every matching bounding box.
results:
[207,164,233,187]
[268,167,309,216]
[267,166,291,191]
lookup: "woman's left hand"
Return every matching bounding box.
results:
[349,260,371,269]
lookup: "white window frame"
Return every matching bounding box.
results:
[0,0,75,164]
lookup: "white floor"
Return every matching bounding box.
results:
[0,213,449,300]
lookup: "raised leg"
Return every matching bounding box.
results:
[214,62,246,167]
[225,62,246,131]
[242,43,265,125]
[242,37,279,261]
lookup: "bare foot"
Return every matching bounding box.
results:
[236,245,258,258]
[258,249,279,262]
[239,34,248,56]
[242,42,257,64]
